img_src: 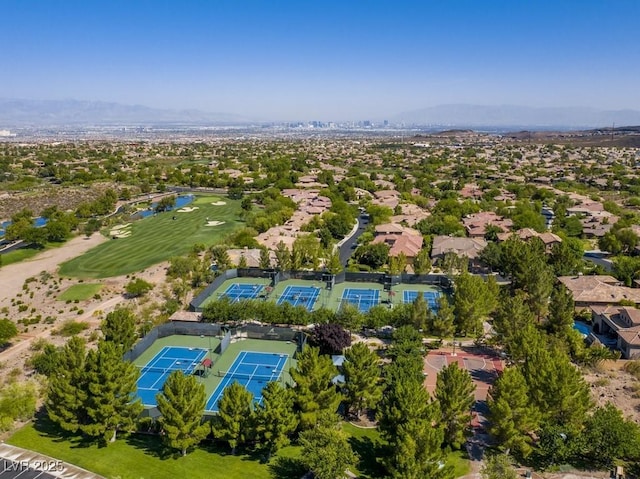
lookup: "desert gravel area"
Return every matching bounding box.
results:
[0,234,106,308]
[0,234,170,384]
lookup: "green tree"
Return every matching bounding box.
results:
[480,453,518,479]
[546,284,574,336]
[259,248,271,269]
[326,249,343,275]
[436,362,476,449]
[412,248,432,275]
[156,371,209,456]
[290,346,341,429]
[342,342,382,418]
[125,278,153,298]
[549,238,583,276]
[613,256,640,287]
[491,292,536,360]
[355,242,390,269]
[101,308,137,351]
[385,418,453,479]
[81,341,142,443]
[237,254,248,269]
[409,292,429,331]
[453,273,497,336]
[46,336,88,433]
[254,381,298,459]
[431,295,455,338]
[299,420,356,479]
[522,345,591,429]
[487,367,540,458]
[582,403,640,469]
[212,381,254,454]
[0,319,18,346]
[274,241,290,271]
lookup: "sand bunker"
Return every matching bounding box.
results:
[210,201,227,206]
[177,206,199,213]
[110,224,132,238]
[205,221,225,227]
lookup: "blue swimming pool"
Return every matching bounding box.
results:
[573,321,591,336]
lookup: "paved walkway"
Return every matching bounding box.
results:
[0,443,105,478]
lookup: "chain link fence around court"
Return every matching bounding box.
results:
[124,321,305,363]
[189,267,454,311]
[124,322,223,363]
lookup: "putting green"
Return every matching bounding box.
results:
[60,196,243,278]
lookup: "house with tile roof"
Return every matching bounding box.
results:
[591,305,640,358]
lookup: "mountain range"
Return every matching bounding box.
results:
[0,98,247,126]
[394,104,640,128]
[1,98,640,129]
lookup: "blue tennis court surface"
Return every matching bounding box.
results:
[221,283,264,302]
[206,351,288,412]
[341,288,380,313]
[403,290,441,311]
[137,346,208,407]
[277,285,320,311]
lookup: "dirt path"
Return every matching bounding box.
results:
[0,234,105,308]
[0,295,125,363]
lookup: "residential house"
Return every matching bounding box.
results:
[591,305,640,358]
[497,228,562,251]
[558,275,640,309]
[462,212,513,238]
[431,236,488,269]
[372,224,424,263]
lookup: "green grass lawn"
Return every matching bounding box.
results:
[59,196,244,278]
[0,241,65,266]
[58,283,103,301]
[9,417,469,479]
[9,417,300,479]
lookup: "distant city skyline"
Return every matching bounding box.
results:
[2,0,639,121]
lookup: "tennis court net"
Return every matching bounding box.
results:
[138,365,195,375]
[218,370,283,381]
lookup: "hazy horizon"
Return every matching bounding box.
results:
[2,1,639,120]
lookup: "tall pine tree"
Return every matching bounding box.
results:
[81,340,142,443]
[46,336,88,433]
[101,307,137,351]
[487,367,540,458]
[342,342,382,418]
[156,370,210,456]
[212,381,253,454]
[436,362,476,449]
[255,381,298,459]
[290,346,340,429]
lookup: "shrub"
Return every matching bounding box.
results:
[54,320,89,337]
[623,360,640,380]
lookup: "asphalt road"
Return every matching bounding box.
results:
[338,215,368,266]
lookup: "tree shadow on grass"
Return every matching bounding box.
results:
[348,436,386,479]
[124,432,179,460]
[32,413,100,449]
[268,456,307,479]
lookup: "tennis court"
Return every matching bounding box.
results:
[277,285,321,311]
[137,346,208,407]
[221,283,264,302]
[403,290,441,310]
[205,351,289,412]
[341,288,380,313]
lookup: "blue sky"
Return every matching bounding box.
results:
[1,0,639,120]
